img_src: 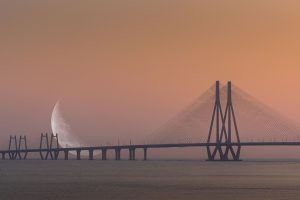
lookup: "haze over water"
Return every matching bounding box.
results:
[1,160,300,200]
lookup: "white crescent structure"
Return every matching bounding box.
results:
[51,101,85,149]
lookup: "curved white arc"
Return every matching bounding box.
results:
[51,101,99,157]
[51,101,82,148]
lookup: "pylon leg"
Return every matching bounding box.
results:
[206,146,213,160]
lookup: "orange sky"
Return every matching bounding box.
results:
[1,0,300,151]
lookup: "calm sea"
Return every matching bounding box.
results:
[1,160,300,200]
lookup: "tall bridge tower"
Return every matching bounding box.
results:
[207,81,241,161]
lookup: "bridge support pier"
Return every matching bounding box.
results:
[18,151,28,160]
[76,149,81,160]
[1,152,5,160]
[89,149,94,160]
[129,148,136,160]
[102,149,107,160]
[223,145,241,161]
[143,148,147,161]
[64,150,69,160]
[9,151,18,160]
[115,148,121,160]
[17,136,28,160]
[50,150,59,160]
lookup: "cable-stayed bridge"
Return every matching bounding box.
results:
[1,81,300,161]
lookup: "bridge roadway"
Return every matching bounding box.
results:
[1,141,300,160]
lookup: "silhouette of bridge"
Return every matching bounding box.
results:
[1,81,300,161]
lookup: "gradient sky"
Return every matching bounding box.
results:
[1,0,300,153]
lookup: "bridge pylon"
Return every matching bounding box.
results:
[8,135,18,160]
[206,81,241,161]
[18,135,28,160]
[40,133,50,160]
[49,134,59,160]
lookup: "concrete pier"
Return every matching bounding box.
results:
[64,150,69,160]
[76,149,81,160]
[115,148,121,160]
[129,148,136,160]
[89,149,94,160]
[143,148,147,161]
[102,149,107,160]
[1,152,5,160]
[54,150,59,160]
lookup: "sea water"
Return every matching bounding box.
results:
[1,160,300,200]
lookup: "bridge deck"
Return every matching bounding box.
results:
[1,142,300,153]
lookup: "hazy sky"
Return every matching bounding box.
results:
[1,0,300,150]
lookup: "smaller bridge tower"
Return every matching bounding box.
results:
[8,135,18,159]
[40,133,50,160]
[49,134,59,160]
[18,135,28,159]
